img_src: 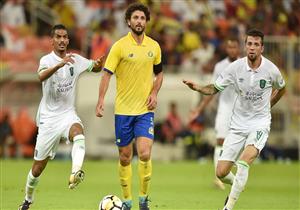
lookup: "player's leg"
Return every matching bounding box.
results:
[214,138,225,189]
[19,158,49,210]
[224,129,269,210]
[136,137,153,210]
[216,131,245,185]
[135,112,154,210]
[68,123,85,189]
[115,114,135,209]
[118,143,134,209]
[19,124,59,210]
[223,146,257,210]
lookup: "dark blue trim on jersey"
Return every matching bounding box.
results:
[103,68,113,74]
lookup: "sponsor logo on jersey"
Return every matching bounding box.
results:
[238,78,244,83]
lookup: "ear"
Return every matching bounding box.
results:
[261,45,264,53]
[127,19,131,27]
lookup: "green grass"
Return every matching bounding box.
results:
[1,159,299,210]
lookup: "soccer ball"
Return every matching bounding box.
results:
[99,195,123,210]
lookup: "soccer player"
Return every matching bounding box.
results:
[189,37,240,190]
[18,24,104,210]
[95,3,163,210]
[183,29,286,210]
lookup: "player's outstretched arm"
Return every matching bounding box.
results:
[38,54,75,82]
[96,71,112,117]
[182,80,219,95]
[91,55,106,72]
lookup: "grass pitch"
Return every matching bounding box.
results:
[1,159,299,210]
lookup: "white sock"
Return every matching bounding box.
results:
[220,171,235,185]
[225,160,249,210]
[71,134,85,173]
[25,170,39,202]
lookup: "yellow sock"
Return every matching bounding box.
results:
[138,159,152,197]
[118,162,132,200]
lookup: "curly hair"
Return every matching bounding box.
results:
[125,2,150,23]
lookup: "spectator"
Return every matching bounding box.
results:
[11,107,37,158]
[0,109,13,157]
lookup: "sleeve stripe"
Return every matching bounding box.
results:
[86,61,94,72]
[38,67,47,72]
[214,83,224,91]
[103,68,113,74]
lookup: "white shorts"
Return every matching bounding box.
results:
[215,112,231,139]
[219,128,269,162]
[34,113,83,161]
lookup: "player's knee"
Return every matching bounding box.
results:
[216,167,229,179]
[119,153,132,166]
[139,150,151,161]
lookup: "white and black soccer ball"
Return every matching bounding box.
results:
[99,195,123,210]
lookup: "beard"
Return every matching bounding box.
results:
[130,25,144,36]
[247,53,257,62]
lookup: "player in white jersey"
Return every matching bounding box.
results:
[18,24,104,210]
[183,29,286,210]
[189,38,240,190]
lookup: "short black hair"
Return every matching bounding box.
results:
[225,36,240,44]
[125,3,150,23]
[245,28,264,45]
[50,24,67,37]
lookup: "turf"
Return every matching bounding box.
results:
[1,159,299,210]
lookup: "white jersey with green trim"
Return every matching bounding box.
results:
[214,56,285,132]
[36,51,93,125]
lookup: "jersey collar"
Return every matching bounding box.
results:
[127,32,147,46]
[51,51,63,61]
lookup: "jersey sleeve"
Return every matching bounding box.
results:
[37,56,49,73]
[103,42,121,74]
[214,65,235,91]
[272,67,286,89]
[154,43,162,65]
[74,54,94,74]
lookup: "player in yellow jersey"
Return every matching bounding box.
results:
[95,3,163,210]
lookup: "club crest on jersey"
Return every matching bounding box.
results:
[69,67,74,76]
[259,79,266,89]
[148,51,153,57]
[128,53,134,58]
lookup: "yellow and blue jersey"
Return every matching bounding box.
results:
[104,32,161,115]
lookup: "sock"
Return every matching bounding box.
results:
[25,170,39,202]
[214,145,222,168]
[220,171,235,185]
[123,200,133,208]
[71,134,85,173]
[119,162,132,201]
[225,160,250,210]
[138,159,152,197]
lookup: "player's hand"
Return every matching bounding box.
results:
[96,101,104,117]
[58,54,75,68]
[94,55,106,70]
[146,93,157,110]
[182,79,199,92]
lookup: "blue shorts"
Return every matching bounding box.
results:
[115,112,154,147]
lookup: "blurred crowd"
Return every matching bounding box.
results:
[0,107,37,158]
[1,0,300,74]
